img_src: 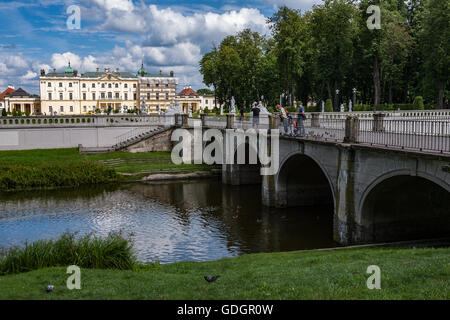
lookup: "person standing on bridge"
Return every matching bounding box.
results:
[276,105,289,135]
[251,102,261,127]
[296,103,306,137]
[239,106,245,122]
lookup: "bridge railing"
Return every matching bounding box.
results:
[357,118,450,153]
[0,114,176,128]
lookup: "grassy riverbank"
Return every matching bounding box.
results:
[0,246,448,300]
[0,149,211,191]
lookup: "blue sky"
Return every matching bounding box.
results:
[0,0,322,94]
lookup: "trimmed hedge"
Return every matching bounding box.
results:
[0,160,118,191]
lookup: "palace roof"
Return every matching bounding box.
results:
[4,88,39,98]
[0,87,15,100]
[178,87,198,96]
[81,72,137,79]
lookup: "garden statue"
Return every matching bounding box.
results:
[348,100,353,113]
[230,96,236,114]
[165,101,180,115]
[321,100,325,113]
[258,100,270,115]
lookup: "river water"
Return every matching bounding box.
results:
[0,180,337,264]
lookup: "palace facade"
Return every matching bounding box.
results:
[2,63,212,115]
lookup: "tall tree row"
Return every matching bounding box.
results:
[199,0,449,110]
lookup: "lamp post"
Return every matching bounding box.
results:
[352,88,357,109]
[335,89,340,112]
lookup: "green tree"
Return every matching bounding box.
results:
[269,6,308,103]
[310,0,357,109]
[197,88,214,95]
[419,0,450,109]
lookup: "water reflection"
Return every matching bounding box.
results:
[0,181,337,264]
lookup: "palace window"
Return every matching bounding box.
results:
[49,106,53,113]
[115,92,119,99]
[48,82,51,87]
[147,83,150,88]
[156,93,159,100]
[83,106,87,112]
[205,100,208,104]
[70,106,73,112]
[108,84,112,88]
[92,93,96,100]
[69,83,72,87]
[147,93,150,100]
[69,93,73,100]
[82,83,86,88]
[124,84,128,89]
[48,93,52,100]
[155,84,159,87]
[92,83,96,88]
[59,83,63,87]
[115,83,119,88]
[165,93,169,100]
[165,84,168,87]
[101,93,105,99]
[133,93,137,100]
[60,93,63,100]
[83,93,86,100]
[102,83,105,88]
[60,106,64,112]
[108,92,112,99]
[124,93,128,100]
[133,84,137,88]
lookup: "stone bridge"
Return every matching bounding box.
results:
[213,112,450,245]
[256,137,450,245]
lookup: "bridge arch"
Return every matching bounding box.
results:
[358,170,450,242]
[275,151,335,208]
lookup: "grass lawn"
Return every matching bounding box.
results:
[0,148,210,175]
[0,247,448,300]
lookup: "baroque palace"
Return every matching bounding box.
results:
[0,63,216,115]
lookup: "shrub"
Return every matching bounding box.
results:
[1,108,6,117]
[413,96,424,110]
[0,160,118,192]
[325,99,333,112]
[0,232,136,275]
[204,107,209,114]
[306,105,316,112]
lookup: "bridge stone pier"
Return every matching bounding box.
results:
[257,138,450,245]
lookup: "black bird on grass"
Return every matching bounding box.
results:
[204,276,220,283]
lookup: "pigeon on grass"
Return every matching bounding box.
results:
[204,276,220,283]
